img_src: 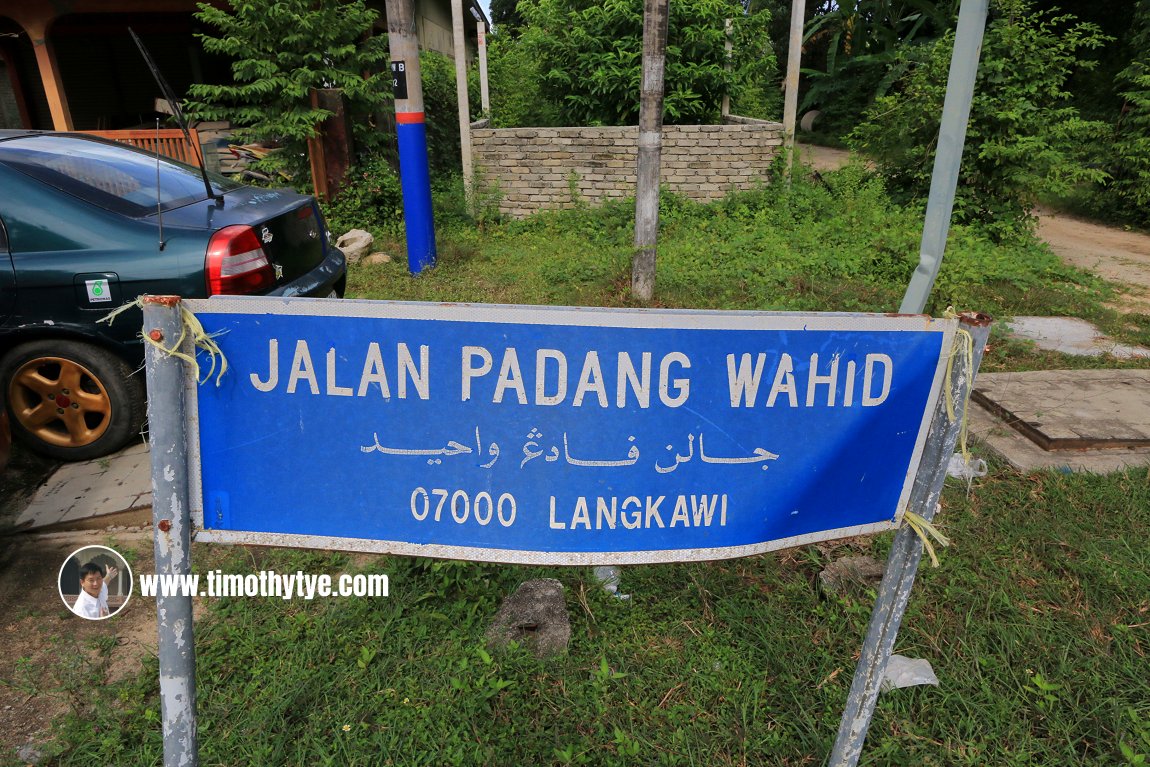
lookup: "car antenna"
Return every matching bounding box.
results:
[128,27,223,206]
[155,117,166,251]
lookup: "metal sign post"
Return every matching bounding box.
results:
[829,313,991,766]
[899,0,990,314]
[142,296,199,767]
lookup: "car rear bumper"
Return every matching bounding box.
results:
[267,246,347,299]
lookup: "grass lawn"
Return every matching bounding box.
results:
[26,169,1150,766]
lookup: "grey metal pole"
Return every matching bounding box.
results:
[828,312,992,767]
[898,0,989,314]
[631,0,669,303]
[781,0,805,180]
[142,296,198,767]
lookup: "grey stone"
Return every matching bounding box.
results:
[335,229,374,265]
[17,744,44,764]
[818,555,886,597]
[364,252,392,265]
[486,578,571,657]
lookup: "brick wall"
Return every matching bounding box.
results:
[472,122,784,218]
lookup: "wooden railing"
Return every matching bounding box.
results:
[80,128,203,167]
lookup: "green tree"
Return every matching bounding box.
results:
[419,49,481,176]
[490,0,527,34]
[1031,0,1139,121]
[800,0,955,136]
[1099,0,1150,226]
[186,0,390,168]
[485,33,562,128]
[849,0,1109,238]
[517,0,776,126]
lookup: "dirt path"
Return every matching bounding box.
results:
[1036,209,1150,314]
[799,144,1150,315]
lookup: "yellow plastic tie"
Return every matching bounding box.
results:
[180,303,228,386]
[99,298,228,386]
[941,306,977,469]
[903,509,951,568]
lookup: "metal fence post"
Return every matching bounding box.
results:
[142,296,199,767]
[828,312,992,767]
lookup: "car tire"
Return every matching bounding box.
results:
[0,340,146,461]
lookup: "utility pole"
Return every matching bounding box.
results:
[451,0,474,210]
[631,0,669,303]
[386,0,437,274]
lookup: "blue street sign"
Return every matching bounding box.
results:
[185,298,956,565]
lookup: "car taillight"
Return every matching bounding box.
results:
[205,225,276,296]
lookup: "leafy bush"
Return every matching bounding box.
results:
[727,9,781,120]
[485,34,563,128]
[321,154,403,238]
[646,163,1106,315]
[1089,0,1150,227]
[849,0,1110,238]
[417,50,463,177]
[517,0,776,126]
[800,0,954,137]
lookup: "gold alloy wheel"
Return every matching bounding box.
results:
[7,356,112,448]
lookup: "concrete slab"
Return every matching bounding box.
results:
[973,369,1150,449]
[967,370,1150,473]
[14,440,152,531]
[1005,317,1150,359]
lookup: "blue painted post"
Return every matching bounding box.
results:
[386,0,437,274]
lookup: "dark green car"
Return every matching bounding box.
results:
[0,130,347,460]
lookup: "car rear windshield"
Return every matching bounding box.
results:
[0,134,243,217]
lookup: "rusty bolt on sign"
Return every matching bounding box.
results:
[157,519,171,532]
[149,329,164,342]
